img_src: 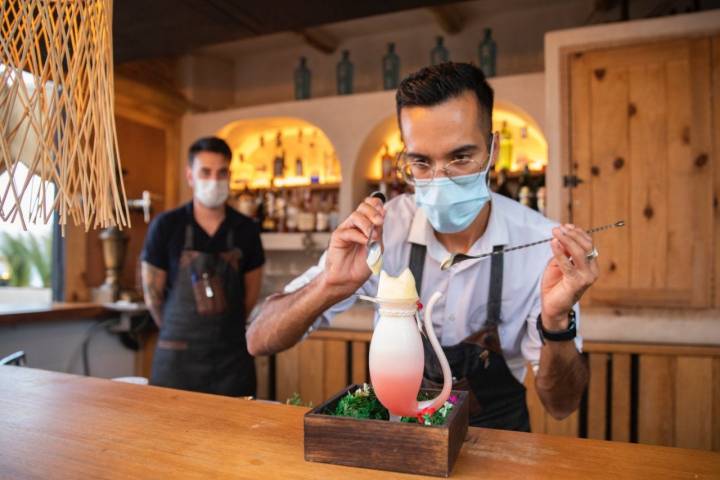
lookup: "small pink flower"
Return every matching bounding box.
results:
[448,395,458,405]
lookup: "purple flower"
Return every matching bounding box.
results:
[448,395,458,405]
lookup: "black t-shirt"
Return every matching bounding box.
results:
[141,202,265,294]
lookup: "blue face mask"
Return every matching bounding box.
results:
[414,173,491,233]
[413,144,494,233]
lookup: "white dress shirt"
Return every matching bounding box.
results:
[283,192,582,383]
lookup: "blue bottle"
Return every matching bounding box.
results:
[430,36,449,66]
[382,42,400,90]
[479,28,497,78]
[294,57,311,100]
[337,50,354,95]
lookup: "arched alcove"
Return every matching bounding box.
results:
[217,117,341,190]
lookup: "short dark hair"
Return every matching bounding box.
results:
[396,62,494,142]
[188,136,232,165]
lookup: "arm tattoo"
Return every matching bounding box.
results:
[141,262,167,327]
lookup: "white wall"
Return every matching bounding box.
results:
[191,0,706,108]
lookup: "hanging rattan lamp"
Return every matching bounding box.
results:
[0,0,129,231]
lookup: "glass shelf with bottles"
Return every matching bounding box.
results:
[226,127,342,234]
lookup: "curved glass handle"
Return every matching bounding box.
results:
[416,291,452,414]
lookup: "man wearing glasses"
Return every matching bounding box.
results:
[247,63,597,431]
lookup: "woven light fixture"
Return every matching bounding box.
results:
[0,0,129,231]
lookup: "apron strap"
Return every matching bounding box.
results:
[409,242,426,295]
[226,226,234,250]
[183,224,194,250]
[486,245,504,327]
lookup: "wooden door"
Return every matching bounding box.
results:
[570,38,714,308]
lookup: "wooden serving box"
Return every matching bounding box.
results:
[304,384,469,477]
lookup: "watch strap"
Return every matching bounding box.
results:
[536,310,577,344]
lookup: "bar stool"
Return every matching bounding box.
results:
[0,351,27,366]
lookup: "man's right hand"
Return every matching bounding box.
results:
[322,195,385,297]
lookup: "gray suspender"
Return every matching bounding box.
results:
[408,243,504,327]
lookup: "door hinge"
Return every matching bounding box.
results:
[563,175,584,188]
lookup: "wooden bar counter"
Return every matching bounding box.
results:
[1,367,717,479]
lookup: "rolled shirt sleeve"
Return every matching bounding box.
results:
[283,251,377,334]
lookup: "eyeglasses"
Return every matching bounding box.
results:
[397,135,496,186]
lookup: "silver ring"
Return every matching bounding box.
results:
[586,247,599,261]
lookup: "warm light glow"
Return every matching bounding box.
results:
[219,120,341,190]
[365,106,547,180]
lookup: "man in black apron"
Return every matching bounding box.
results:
[141,136,264,397]
[247,63,596,430]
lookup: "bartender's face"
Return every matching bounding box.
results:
[399,90,491,174]
[186,151,230,189]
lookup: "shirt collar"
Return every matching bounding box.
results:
[405,193,510,264]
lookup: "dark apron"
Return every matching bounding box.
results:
[411,243,531,431]
[150,225,256,397]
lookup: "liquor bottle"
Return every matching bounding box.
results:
[295,129,304,177]
[478,28,497,78]
[273,132,285,182]
[382,42,400,90]
[381,144,394,181]
[514,124,529,171]
[285,190,300,232]
[274,190,288,232]
[294,57,311,100]
[518,165,533,207]
[430,36,449,66]
[328,192,341,232]
[237,186,256,218]
[494,168,514,200]
[315,193,330,232]
[496,121,513,172]
[261,190,277,232]
[297,189,316,232]
[337,50,354,95]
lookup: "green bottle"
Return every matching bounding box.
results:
[294,57,311,100]
[382,43,400,90]
[430,36,449,66]
[337,50,354,95]
[479,28,497,78]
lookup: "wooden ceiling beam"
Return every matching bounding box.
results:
[295,28,339,55]
[428,5,464,35]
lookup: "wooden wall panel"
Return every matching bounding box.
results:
[299,339,324,407]
[275,345,300,404]
[628,64,667,290]
[587,353,608,440]
[569,38,715,307]
[254,355,271,400]
[674,357,713,450]
[351,341,368,385]
[611,353,631,442]
[713,358,720,452]
[638,355,675,446]
[323,340,347,401]
[589,66,631,293]
[713,35,720,308]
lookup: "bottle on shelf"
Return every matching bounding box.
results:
[273,131,285,183]
[328,192,341,232]
[309,130,320,184]
[236,185,257,218]
[518,165,534,209]
[261,190,277,232]
[382,42,400,90]
[315,193,330,232]
[496,121,513,172]
[337,50,354,95]
[430,36,449,66]
[478,28,497,78]
[297,189,316,232]
[494,168,514,200]
[381,144,394,181]
[295,128,305,177]
[285,190,300,232]
[274,190,288,232]
[294,57,311,100]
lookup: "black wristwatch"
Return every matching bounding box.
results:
[536,310,577,344]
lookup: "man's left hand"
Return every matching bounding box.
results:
[540,224,599,330]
